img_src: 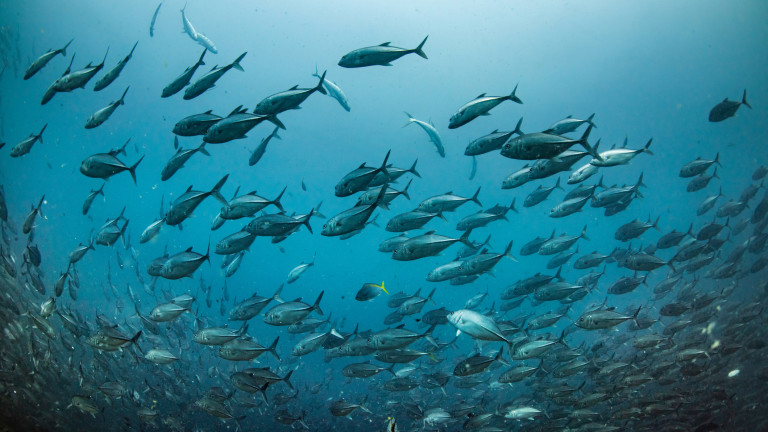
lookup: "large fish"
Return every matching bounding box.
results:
[165,175,229,226]
[184,52,246,100]
[162,49,206,98]
[203,107,284,143]
[24,38,73,80]
[708,89,751,122]
[51,48,109,92]
[254,71,327,116]
[85,87,129,129]
[160,244,210,279]
[93,41,137,91]
[448,85,522,129]
[161,141,209,181]
[80,151,144,184]
[173,110,222,136]
[338,36,428,68]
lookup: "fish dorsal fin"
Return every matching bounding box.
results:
[379,42,391,46]
[491,129,498,133]
[292,297,302,302]
[358,162,367,168]
[248,190,258,195]
[204,109,213,114]
[424,230,436,235]
[476,93,486,99]
[566,115,573,118]
[396,324,405,329]
[722,97,728,102]
[289,85,299,90]
[480,248,488,254]
[185,185,193,192]
[186,246,193,252]
[445,191,453,195]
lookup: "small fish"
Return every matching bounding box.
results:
[24,39,73,80]
[9,124,47,157]
[85,87,130,129]
[449,85,523,129]
[356,281,389,301]
[93,41,137,91]
[403,112,444,157]
[23,195,46,235]
[150,3,162,37]
[184,52,246,100]
[162,49,206,98]
[82,183,105,215]
[301,178,307,191]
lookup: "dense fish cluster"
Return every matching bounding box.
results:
[0,3,765,432]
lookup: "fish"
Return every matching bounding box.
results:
[85,86,130,129]
[93,41,137,91]
[417,187,482,213]
[543,113,596,135]
[80,151,144,184]
[335,150,391,197]
[161,142,210,181]
[165,175,229,226]
[40,51,77,105]
[680,153,720,178]
[203,107,284,143]
[220,187,286,220]
[22,195,46,235]
[338,36,428,68]
[51,48,109,92]
[181,3,198,41]
[184,52,246,100]
[449,85,523,129]
[82,183,105,215]
[264,291,324,326]
[159,244,210,279]
[393,230,473,261]
[313,67,350,111]
[173,110,223,136]
[254,71,327,116]
[249,126,281,166]
[9,124,47,157]
[403,112,444,157]
[709,89,751,122]
[356,281,389,301]
[590,138,653,167]
[501,122,597,161]
[162,49,207,98]
[24,38,73,80]
[448,309,510,343]
[323,187,387,236]
[150,3,162,37]
[194,32,218,53]
[465,119,524,156]
[286,254,316,284]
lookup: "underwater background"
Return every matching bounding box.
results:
[0,1,767,431]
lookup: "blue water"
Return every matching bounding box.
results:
[1,1,766,430]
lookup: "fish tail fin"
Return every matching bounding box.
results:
[632,305,642,327]
[459,229,474,248]
[508,82,523,104]
[379,281,389,295]
[129,40,139,56]
[508,197,518,214]
[653,215,661,231]
[471,186,482,207]
[402,111,415,128]
[130,330,143,354]
[555,177,563,191]
[272,284,285,304]
[379,149,391,178]
[272,186,287,212]
[580,225,590,241]
[385,363,396,376]
[436,210,447,222]
[119,219,130,246]
[401,179,412,200]
[231,52,247,72]
[512,117,524,135]
[635,172,646,189]
[586,112,596,127]
[267,114,286,130]
[197,48,207,66]
[35,194,46,216]
[126,155,145,185]
[196,141,210,156]
[268,336,281,361]
[496,345,510,366]
[412,35,428,59]
[37,124,48,143]
[312,290,325,315]
[642,138,653,155]
[300,210,314,234]
[578,123,599,159]
[712,167,719,180]
[315,70,327,95]
[61,38,73,56]
[282,369,295,391]
[100,46,110,66]
[557,329,570,349]
[503,240,517,262]
[713,152,721,167]
[408,158,421,178]
[210,174,229,205]
[426,287,436,304]
[119,86,129,105]
[742,89,752,109]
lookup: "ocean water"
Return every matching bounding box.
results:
[0,1,767,431]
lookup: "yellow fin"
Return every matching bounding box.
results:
[380,280,389,295]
